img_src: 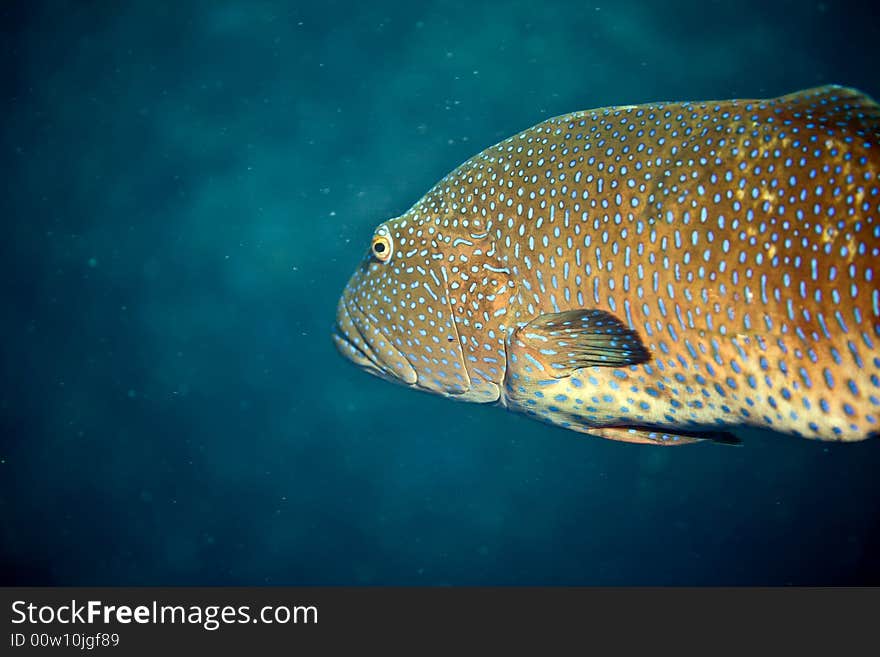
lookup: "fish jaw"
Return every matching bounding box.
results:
[332,291,417,386]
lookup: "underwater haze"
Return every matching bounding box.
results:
[2,0,880,585]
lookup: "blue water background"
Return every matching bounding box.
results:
[2,0,880,585]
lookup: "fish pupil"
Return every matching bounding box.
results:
[374,242,386,253]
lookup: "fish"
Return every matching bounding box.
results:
[333,85,880,445]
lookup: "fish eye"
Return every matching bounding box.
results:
[371,233,393,263]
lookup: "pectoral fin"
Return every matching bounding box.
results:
[503,308,651,437]
[508,309,650,379]
[501,309,740,447]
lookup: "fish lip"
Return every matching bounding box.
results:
[331,321,368,363]
[332,295,380,368]
[332,329,397,383]
[333,294,418,386]
[348,295,419,385]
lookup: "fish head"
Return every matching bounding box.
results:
[334,212,481,398]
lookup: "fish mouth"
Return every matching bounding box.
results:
[331,325,386,380]
[332,294,418,386]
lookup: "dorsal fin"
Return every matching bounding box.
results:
[774,84,880,136]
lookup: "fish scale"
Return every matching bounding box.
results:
[334,85,880,445]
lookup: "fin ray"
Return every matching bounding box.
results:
[586,426,741,446]
[510,309,649,378]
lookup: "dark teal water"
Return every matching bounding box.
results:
[2,0,880,585]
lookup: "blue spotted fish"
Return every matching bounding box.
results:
[333,85,880,445]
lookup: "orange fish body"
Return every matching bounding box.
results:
[334,85,880,445]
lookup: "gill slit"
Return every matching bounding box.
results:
[440,263,473,394]
[496,281,520,410]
